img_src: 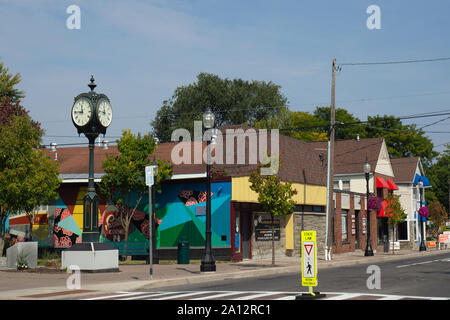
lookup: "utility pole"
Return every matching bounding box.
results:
[325,59,336,261]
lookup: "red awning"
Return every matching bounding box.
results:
[387,179,399,190]
[376,176,389,189]
[377,200,390,217]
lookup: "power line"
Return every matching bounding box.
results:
[340,57,450,66]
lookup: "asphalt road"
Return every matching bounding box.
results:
[143,251,450,298]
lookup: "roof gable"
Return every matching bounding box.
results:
[374,140,394,177]
[390,157,420,183]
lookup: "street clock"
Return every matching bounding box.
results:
[71,75,112,243]
[71,75,112,136]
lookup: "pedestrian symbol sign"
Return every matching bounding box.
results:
[301,231,317,287]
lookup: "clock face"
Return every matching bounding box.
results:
[97,98,112,127]
[72,98,93,127]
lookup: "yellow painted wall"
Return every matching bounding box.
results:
[285,214,294,250]
[231,176,326,253]
[231,176,327,206]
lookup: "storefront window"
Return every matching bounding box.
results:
[398,220,408,240]
[342,210,348,242]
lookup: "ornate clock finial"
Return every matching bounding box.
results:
[88,74,97,91]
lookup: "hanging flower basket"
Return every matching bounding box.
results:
[367,195,383,212]
[418,206,429,219]
[209,167,228,180]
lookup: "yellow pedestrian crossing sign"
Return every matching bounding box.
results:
[301,231,317,287]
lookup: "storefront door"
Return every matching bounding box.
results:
[377,217,389,252]
[241,211,252,259]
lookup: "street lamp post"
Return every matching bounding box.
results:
[364,158,374,256]
[201,107,216,272]
[418,179,427,251]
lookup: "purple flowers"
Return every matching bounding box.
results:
[209,167,228,179]
[418,206,429,219]
[367,195,383,212]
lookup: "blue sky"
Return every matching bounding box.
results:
[0,0,449,152]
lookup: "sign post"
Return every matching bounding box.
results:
[296,231,325,300]
[145,165,154,280]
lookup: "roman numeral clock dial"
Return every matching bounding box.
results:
[71,97,93,127]
[97,98,112,128]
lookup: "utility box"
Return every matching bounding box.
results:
[7,242,38,269]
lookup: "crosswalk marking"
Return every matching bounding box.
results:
[151,291,213,300]
[84,291,155,300]
[325,293,361,300]
[117,292,179,300]
[190,291,245,300]
[80,290,449,301]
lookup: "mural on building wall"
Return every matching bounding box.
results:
[7,207,54,247]
[6,181,232,251]
[100,205,149,243]
[156,181,231,248]
[53,185,106,247]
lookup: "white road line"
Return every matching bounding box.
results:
[83,291,153,300]
[325,293,362,300]
[118,292,178,300]
[234,292,283,300]
[274,295,297,300]
[397,260,434,268]
[191,291,244,300]
[151,291,213,300]
[377,295,404,300]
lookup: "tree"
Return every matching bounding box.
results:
[385,194,407,254]
[0,97,41,132]
[365,115,438,168]
[0,115,60,253]
[0,61,25,103]
[151,73,288,142]
[249,158,297,266]
[99,130,172,242]
[428,201,448,237]
[313,106,365,140]
[425,144,449,212]
[254,109,328,141]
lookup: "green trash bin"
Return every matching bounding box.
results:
[177,241,190,264]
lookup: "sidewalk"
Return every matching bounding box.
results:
[0,248,447,300]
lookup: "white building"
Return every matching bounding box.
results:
[390,157,431,250]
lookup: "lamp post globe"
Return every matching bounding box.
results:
[203,107,215,129]
[201,106,216,272]
[71,75,112,243]
[364,158,374,256]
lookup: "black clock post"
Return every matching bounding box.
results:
[71,75,112,243]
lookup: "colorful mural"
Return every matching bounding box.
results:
[6,180,232,253]
[156,180,231,248]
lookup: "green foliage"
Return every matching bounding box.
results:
[0,116,60,238]
[249,165,297,218]
[17,251,29,270]
[428,201,448,237]
[249,158,297,265]
[365,115,438,168]
[385,194,407,227]
[425,144,449,212]
[151,73,288,142]
[99,129,172,241]
[254,109,328,141]
[0,62,25,103]
[313,106,365,140]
